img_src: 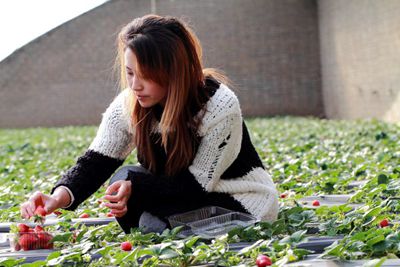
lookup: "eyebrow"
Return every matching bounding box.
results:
[125,66,133,70]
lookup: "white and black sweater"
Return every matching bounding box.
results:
[52,81,279,221]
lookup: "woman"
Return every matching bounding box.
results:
[20,14,278,233]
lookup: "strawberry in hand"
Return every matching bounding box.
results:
[33,205,47,225]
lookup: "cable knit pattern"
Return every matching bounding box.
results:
[188,84,278,221]
[189,107,243,190]
[214,167,279,221]
[89,89,135,159]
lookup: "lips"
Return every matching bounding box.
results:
[136,95,148,101]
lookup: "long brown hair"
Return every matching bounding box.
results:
[115,14,231,176]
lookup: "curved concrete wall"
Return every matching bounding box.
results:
[318,0,400,122]
[0,0,323,128]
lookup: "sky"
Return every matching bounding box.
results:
[0,0,109,62]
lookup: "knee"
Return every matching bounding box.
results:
[109,165,150,186]
[139,212,167,234]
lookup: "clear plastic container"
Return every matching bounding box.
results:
[187,212,257,238]
[8,231,55,251]
[167,206,233,229]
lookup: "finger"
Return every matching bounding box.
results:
[112,207,127,217]
[103,201,126,210]
[105,182,121,195]
[20,204,29,219]
[23,204,32,219]
[113,212,126,218]
[28,192,42,213]
[103,193,126,203]
[103,194,119,203]
[27,201,36,217]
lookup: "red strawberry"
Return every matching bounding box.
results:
[106,212,114,217]
[121,241,132,251]
[380,219,389,228]
[17,223,31,233]
[256,254,272,267]
[34,225,44,233]
[14,243,21,251]
[312,200,320,206]
[19,233,39,251]
[37,232,53,249]
[280,193,287,198]
[34,206,47,217]
[79,213,90,218]
[33,206,47,224]
[45,242,54,249]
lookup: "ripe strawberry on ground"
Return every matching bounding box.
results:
[106,212,114,217]
[256,254,272,267]
[312,200,320,206]
[79,213,90,218]
[19,233,39,251]
[280,193,287,198]
[121,241,132,251]
[380,219,389,228]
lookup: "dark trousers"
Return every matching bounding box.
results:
[109,165,247,234]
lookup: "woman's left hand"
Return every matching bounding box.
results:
[103,180,132,217]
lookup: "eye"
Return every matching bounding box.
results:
[126,71,134,76]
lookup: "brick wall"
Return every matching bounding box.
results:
[0,0,323,128]
[318,0,400,122]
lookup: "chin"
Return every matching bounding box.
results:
[138,102,155,108]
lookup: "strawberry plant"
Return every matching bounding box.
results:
[1,117,400,265]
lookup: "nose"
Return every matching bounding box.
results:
[130,75,143,92]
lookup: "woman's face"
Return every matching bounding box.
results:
[124,48,167,108]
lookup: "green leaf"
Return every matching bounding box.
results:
[362,257,387,267]
[322,241,342,257]
[363,207,381,219]
[21,261,47,267]
[51,232,73,243]
[377,174,389,185]
[46,251,62,261]
[366,235,385,247]
[0,258,26,267]
[280,230,307,245]
[159,248,179,260]
[185,236,201,248]
[75,228,88,242]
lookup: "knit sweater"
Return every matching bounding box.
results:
[51,81,279,221]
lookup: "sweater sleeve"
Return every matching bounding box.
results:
[51,89,135,210]
[127,94,242,199]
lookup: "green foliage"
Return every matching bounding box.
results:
[1,117,400,265]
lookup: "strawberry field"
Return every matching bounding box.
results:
[0,117,399,266]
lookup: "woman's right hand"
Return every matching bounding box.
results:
[20,187,71,219]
